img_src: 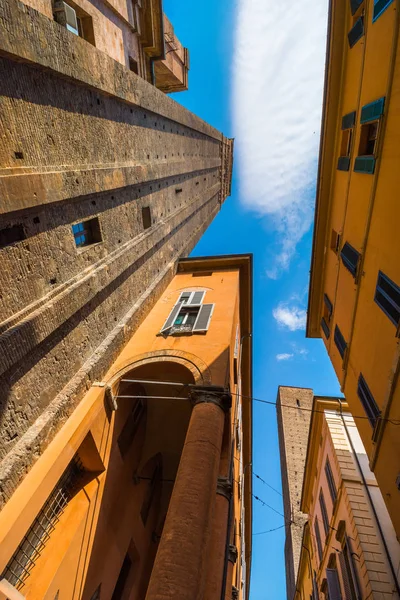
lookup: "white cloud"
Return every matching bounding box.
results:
[276,353,294,361]
[232,0,328,276]
[272,303,307,331]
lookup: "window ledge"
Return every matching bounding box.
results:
[76,241,103,255]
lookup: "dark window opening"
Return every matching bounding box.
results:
[374,270,400,327]
[359,121,379,156]
[72,218,101,248]
[14,151,24,159]
[111,554,132,600]
[319,490,330,537]
[340,242,360,278]
[325,459,337,504]
[321,318,330,340]
[373,0,395,21]
[192,271,213,277]
[141,462,161,525]
[334,325,347,360]
[142,206,152,230]
[348,16,364,48]
[314,519,323,562]
[175,188,183,194]
[357,373,381,427]
[129,57,139,74]
[350,0,364,15]
[0,224,26,248]
[118,399,145,457]
[330,230,341,254]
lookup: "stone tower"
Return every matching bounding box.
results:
[0,0,233,507]
[276,387,313,600]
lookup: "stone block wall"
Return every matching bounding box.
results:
[0,0,233,507]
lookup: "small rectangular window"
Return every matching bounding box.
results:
[350,0,364,15]
[321,317,330,340]
[319,490,330,537]
[334,325,347,359]
[374,270,400,327]
[314,519,323,562]
[324,294,333,320]
[330,230,341,254]
[111,554,132,600]
[357,373,381,427]
[337,128,353,171]
[141,206,152,230]
[373,0,395,21]
[129,57,139,74]
[0,224,26,248]
[359,121,379,156]
[325,459,337,504]
[348,17,364,48]
[340,242,360,278]
[72,218,101,248]
[326,568,342,600]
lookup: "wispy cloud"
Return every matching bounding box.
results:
[272,303,307,331]
[233,0,328,276]
[276,353,294,361]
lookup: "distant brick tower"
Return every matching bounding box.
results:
[276,387,313,600]
[0,0,233,506]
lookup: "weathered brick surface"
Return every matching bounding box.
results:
[276,387,313,600]
[0,0,233,506]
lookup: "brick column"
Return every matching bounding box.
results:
[204,476,232,600]
[145,387,231,600]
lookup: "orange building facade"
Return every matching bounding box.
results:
[0,255,252,600]
[295,396,400,600]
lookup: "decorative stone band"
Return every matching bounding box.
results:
[228,544,238,565]
[216,476,233,500]
[189,386,232,413]
[232,585,240,600]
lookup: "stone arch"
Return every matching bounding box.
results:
[106,349,212,389]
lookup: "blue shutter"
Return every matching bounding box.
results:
[340,242,360,277]
[342,111,356,130]
[348,17,364,48]
[354,156,375,174]
[337,156,350,171]
[373,0,395,22]
[374,271,400,326]
[360,97,385,123]
[350,0,364,14]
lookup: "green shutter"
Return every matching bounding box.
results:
[360,97,385,123]
[342,111,356,130]
[354,156,376,174]
[337,156,350,171]
[348,17,364,48]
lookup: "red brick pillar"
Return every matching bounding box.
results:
[145,387,231,600]
[204,476,232,600]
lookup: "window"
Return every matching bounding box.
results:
[340,242,360,278]
[330,230,341,254]
[334,325,347,360]
[348,17,364,48]
[338,537,360,600]
[374,270,400,327]
[350,0,364,15]
[355,97,385,174]
[160,291,214,335]
[321,294,333,340]
[72,218,101,248]
[325,459,337,504]
[337,112,356,171]
[319,490,330,537]
[111,554,132,600]
[326,568,342,600]
[53,1,95,45]
[2,455,84,589]
[118,399,145,457]
[321,317,330,340]
[0,224,26,248]
[357,373,380,427]
[314,519,323,562]
[373,0,395,22]
[129,57,139,74]
[141,206,152,230]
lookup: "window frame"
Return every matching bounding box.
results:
[374,270,400,328]
[357,373,381,428]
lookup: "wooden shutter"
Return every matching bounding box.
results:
[337,156,350,171]
[190,291,205,305]
[350,0,363,15]
[338,550,356,600]
[160,303,182,333]
[193,304,214,332]
[326,569,342,600]
[375,270,400,326]
[348,17,364,48]
[357,373,380,427]
[340,242,360,277]
[342,111,356,130]
[360,97,385,123]
[354,155,375,174]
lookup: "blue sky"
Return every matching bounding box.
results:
[164,0,342,597]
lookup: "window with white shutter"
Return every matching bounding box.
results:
[160,290,214,335]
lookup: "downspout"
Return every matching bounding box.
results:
[337,400,400,595]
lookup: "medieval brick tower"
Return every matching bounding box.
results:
[276,387,313,600]
[0,0,233,515]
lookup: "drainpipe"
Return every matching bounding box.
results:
[337,400,400,595]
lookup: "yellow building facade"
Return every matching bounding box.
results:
[295,397,400,600]
[307,0,400,537]
[0,255,252,600]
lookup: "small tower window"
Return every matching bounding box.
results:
[72,217,102,248]
[141,206,152,230]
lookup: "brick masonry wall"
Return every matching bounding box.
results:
[277,387,313,600]
[0,0,233,507]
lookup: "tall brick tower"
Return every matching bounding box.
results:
[276,387,313,600]
[0,0,233,507]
